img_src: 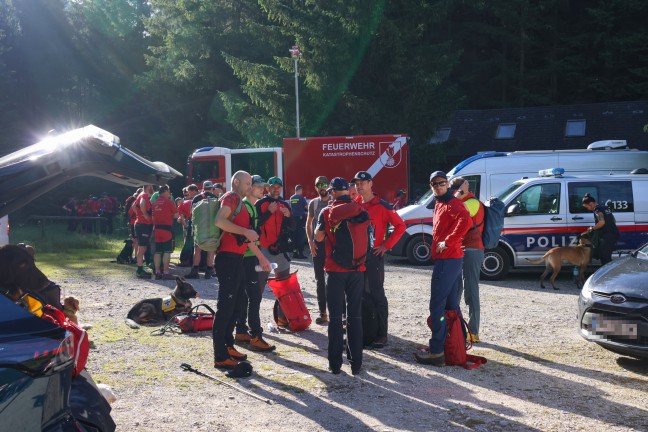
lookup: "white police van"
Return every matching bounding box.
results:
[392,141,648,266]
[482,168,648,279]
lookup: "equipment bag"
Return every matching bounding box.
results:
[330,209,371,270]
[174,304,215,333]
[443,309,487,369]
[41,304,90,376]
[481,197,505,249]
[192,197,242,252]
[268,273,311,332]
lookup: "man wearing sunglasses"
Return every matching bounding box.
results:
[415,171,471,367]
[306,175,331,324]
[353,171,406,348]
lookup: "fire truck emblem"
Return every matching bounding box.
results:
[379,141,402,168]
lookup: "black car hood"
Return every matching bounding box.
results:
[586,255,648,300]
[0,125,181,217]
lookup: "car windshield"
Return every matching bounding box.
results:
[497,180,526,202]
[636,243,648,260]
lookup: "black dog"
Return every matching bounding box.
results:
[116,239,134,264]
[125,277,198,328]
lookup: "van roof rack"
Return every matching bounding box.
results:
[631,168,648,175]
[587,140,627,150]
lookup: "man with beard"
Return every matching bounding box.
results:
[306,175,331,324]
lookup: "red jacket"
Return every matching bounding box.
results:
[458,192,485,250]
[318,196,366,273]
[356,194,406,250]
[256,196,291,248]
[432,192,471,260]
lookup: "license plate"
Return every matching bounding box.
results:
[591,315,638,339]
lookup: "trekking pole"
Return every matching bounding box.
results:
[180,363,273,405]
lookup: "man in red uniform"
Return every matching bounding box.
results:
[353,171,406,348]
[255,177,292,281]
[152,185,179,279]
[415,171,471,366]
[314,177,366,375]
[213,171,272,370]
[134,185,154,278]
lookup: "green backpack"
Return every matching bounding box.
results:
[192,196,242,252]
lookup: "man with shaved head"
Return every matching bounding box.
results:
[212,170,272,371]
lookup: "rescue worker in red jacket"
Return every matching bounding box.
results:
[415,171,471,367]
[353,171,406,348]
[255,177,292,281]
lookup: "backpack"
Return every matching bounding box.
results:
[481,197,506,249]
[269,215,296,255]
[192,196,242,252]
[443,309,487,369]
[329,208,372,270]
[40,304,90,376]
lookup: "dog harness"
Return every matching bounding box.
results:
[161,295,177,312]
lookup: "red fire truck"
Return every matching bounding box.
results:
[186,134,409,201]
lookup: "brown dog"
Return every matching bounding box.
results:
[525,236,593,290]
[63,296,80,324]
[125,277,198,328]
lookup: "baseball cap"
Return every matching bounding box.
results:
[213,183,223,190]
[315,175,329,185]
[327,177,349,192]
[202,180,214,189]
[251,175,269,187]
[268,177,283,186]
[353,171,372,181]
[429,171,448,182]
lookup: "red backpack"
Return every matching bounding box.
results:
[41,304,89,376]
[444,309,487,369]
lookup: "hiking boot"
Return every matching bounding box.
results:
[467,333,480,344]
[351,366,362,376]
[227,346,248,361]
[235,332,252,344]
[185,268,200,279]
[371,336,388,349]
[214,358,239,370]
[329,366,341,375]
[154,272,163,280]
[162,273,176,280]
[276,316,290,329]
[136,269,152,279]
[249,336,276,352]
[204,267,214,279]
[414,352,445,367]
[315,313,328,325]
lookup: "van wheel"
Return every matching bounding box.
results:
[406,235,432,265]
[481,247,510,280]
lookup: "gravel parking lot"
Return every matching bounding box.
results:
[64,254,647,432]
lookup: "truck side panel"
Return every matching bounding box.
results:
[283,135,409,201]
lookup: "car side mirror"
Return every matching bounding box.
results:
[506,203,520,216]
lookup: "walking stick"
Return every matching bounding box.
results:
[180,363,273,405]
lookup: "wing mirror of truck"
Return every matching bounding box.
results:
[506,203,520,216]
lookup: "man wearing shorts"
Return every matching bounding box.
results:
[134,185,154,278]
[152,185,179,279]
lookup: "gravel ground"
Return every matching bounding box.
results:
[61,254,648,432]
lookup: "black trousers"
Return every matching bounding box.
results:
[364,252,388,338]
[212,252,245,362]
[293,216,307,254]
[313,241,327,314]
[236,256,265,337]
[325,271,363,371]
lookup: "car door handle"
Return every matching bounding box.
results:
[572,216,584,220]
[551,217,562,221]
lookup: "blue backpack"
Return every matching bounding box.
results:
[481,197,505,249]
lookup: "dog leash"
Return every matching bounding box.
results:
[180,363,273,405]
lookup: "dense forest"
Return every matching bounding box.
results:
[1,0,648,204]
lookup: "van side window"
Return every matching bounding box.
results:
[568,181,634,213]
[512,183,561,215]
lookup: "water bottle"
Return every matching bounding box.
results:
[255,262,278,272]
[572,266,579,282]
